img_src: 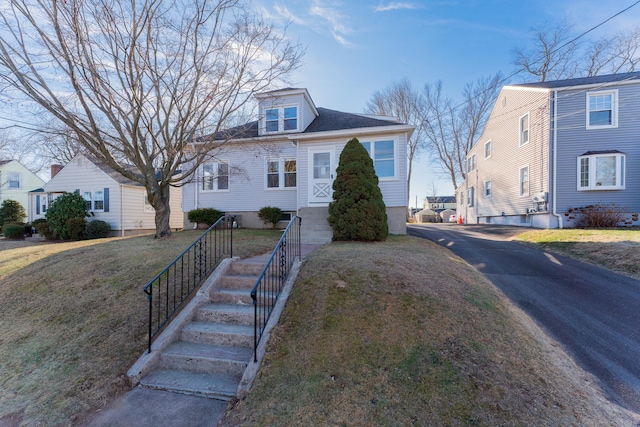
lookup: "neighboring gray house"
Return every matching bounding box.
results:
[458,72,640,228]
[183,88,415,243]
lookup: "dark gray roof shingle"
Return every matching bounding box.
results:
[205,107,401,141]
[512,71,640,89]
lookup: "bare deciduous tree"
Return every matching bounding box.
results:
[0,0,302,237]
[421,73,502,191]
[365,78,425,213]
[512,19,579,82]
[513,19,640,82]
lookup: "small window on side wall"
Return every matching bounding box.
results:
[519,113,529,146]
[484,140,492,159]
[519,166,529,197]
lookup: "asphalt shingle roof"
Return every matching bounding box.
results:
[512,71,640,89]
[206,107,401,141]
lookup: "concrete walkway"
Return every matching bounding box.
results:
[82,244,321,427]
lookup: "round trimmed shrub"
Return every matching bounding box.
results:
[258,206,282,228]
[2,224,25,239]
[86,220,111,239]
[66,217,87,241]
[328,137,388,241]
[187,208,224,226]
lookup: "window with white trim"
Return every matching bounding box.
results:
[519,166,529,197]
[7,172,21,189]
[484,180,492,197]
[467,187,474,207]
[361,139,396,178]
[83,191,92,211]
[267,158,297,189]
[519,113,529,146]
[578,152,625,190]
[263,106,299,133]
[587,90,618,129]
[93,190,104,211]
[202,161,229,191]
[467,154,476,173]
[484,140,492,159]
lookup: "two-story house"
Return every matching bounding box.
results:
[458,72,640,228]
[182,88,414,243]
[0,159,46,222]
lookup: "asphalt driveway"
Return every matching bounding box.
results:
[408,223,640,414]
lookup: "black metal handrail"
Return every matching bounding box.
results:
[251,216,302,362]
[143,215,234,353]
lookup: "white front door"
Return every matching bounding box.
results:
[308,148,334,205]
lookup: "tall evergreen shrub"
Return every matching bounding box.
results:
[328,137,388,241]
[45,192,89,239]
[0,199,26,227]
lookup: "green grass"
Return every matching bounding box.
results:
[220,236,637,426]
[0,229,282,426]
[515,229,640,279]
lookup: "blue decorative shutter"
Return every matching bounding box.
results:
[36,195,40,214]
[104,188,109,212]
[74,189,80,194]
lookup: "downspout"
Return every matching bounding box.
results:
[551,90,564,229]
[120,186,124,237]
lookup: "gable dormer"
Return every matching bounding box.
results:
[255,88,318,136]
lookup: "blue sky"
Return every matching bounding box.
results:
[253,0,640,208]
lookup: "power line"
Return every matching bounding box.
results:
[452,0,640,112]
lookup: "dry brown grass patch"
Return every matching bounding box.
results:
[0,229,282,426]
[221,236,638,426]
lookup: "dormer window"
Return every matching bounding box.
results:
[284,107,297,130]
[262,105,299,133]
[266,109,279,132]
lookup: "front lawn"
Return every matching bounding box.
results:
[0,229,282,426]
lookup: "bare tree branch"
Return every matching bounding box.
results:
[0,0,303,237]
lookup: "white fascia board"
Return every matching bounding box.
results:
[289,124,415,141]
[503,85,550,93]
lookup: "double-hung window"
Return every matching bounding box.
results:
[83,191,93,211]
[7,172,21,189]
[263,106,299,133]
[484,180,492,197]
[578,151,625,190]
[519,166,529,197]
[202,161,229,191]
[267,158,297,189]
[587,90,618,129]
[361,139,396,178]
[93,190,104,211]
[467,154,476,173]
[484,140,492,159]
[519,113,529,146]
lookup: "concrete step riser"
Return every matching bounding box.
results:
[140,370,239,401]
[210,292,253,305]
[229,263,266,276]
[181,329,253,348]
[160,354,248,377]
[220,275,259,289]
[196,308,254,325]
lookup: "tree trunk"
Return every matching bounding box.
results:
[153,185,172,239]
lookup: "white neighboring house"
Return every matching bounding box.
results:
[0,159,46,222]
[183,88,415,243]
[35,154,183,236]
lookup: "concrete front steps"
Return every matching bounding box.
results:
[299,206,332,244]
[137,257,264,400]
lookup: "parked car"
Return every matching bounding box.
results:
[449,214,457,223]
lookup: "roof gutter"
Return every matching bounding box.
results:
[551,90,563,229]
